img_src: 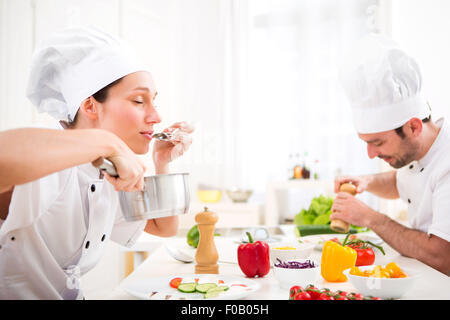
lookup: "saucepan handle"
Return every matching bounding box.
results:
[95,158,119,178]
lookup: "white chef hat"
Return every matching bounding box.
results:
[339,33,431,134]
[26,26,146,121]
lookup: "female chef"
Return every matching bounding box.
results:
[0,26,194,299]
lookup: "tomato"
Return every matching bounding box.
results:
[289,285,303,300]
[305,284,321,300]
[348,293,364,300]
[294,291,312,300]
[318,292,335,300]
[335,294,349,300]
[169,277,182,289]
[231,284,247,287]
[336,290,349,297]
[329,237,340,244]
[351,247,375,266]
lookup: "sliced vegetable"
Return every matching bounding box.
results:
[169,277,182,289]
[274,258,316,269]
[195,283,217,293]
[203,285,229,299]
[177,283,197,293]
[204,290,221,299]
[349,262,408,278]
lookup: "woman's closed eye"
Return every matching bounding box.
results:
[132,96,145,104]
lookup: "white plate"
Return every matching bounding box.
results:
[299,233,384,251]
[124,274,260,300]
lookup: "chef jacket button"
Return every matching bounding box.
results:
[11,236,15,241]
[101,234,106,242]
[91,184,96,192]
[409,164,414,169]
[85,241,90,249]
[408,199,411,204]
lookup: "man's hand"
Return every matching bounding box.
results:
[334,175,372,194]
[330,192,378,228]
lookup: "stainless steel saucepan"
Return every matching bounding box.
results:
[96,159,190,222]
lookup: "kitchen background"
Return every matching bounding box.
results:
[1,0,449,298]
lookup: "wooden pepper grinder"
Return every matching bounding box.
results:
[330,183,357,233]
[195,207,219,274]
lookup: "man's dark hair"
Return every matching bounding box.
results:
[394,115,431,138]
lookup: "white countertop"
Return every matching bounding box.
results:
[106,233,450,300]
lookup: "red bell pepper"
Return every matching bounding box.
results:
[237,232,270,278]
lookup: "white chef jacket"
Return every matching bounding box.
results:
[396,117,450,242]
[0,126,147,300]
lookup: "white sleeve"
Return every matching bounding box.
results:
[109,204,147,248]
[430,171,450,242]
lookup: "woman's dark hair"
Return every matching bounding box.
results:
[66,77,123,127]
[394,115,431,138]
[92,77,123,103]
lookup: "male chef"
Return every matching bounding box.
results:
[330,33,450,275]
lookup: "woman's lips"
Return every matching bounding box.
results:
[140,131,154,140]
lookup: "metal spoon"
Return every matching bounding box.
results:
[153,129,180,141]
[165,244,194,263]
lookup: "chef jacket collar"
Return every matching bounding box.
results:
[416,117,446,169]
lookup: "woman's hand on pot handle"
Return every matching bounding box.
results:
[92,134,147,192]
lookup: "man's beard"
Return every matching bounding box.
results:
[379,139,419,169]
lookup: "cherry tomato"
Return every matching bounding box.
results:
[329,237,340,244]
[318,292,335,300]
[294,291,312,300]
[169,277,182,289]
[334,294,349,300]
[348,293,364,300]
[305,284,321,300]
[289,285,303,300]
[350,247,375,266]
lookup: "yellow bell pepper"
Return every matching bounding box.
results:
[321,240,357,282]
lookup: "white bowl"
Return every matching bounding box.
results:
[343,265,419,299]
[273,259,320,289]
[269,242,315,266]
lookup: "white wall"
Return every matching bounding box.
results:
[391,0,450,120]
[375,0,450,220]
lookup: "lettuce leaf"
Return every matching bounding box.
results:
[294,195,334,226]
